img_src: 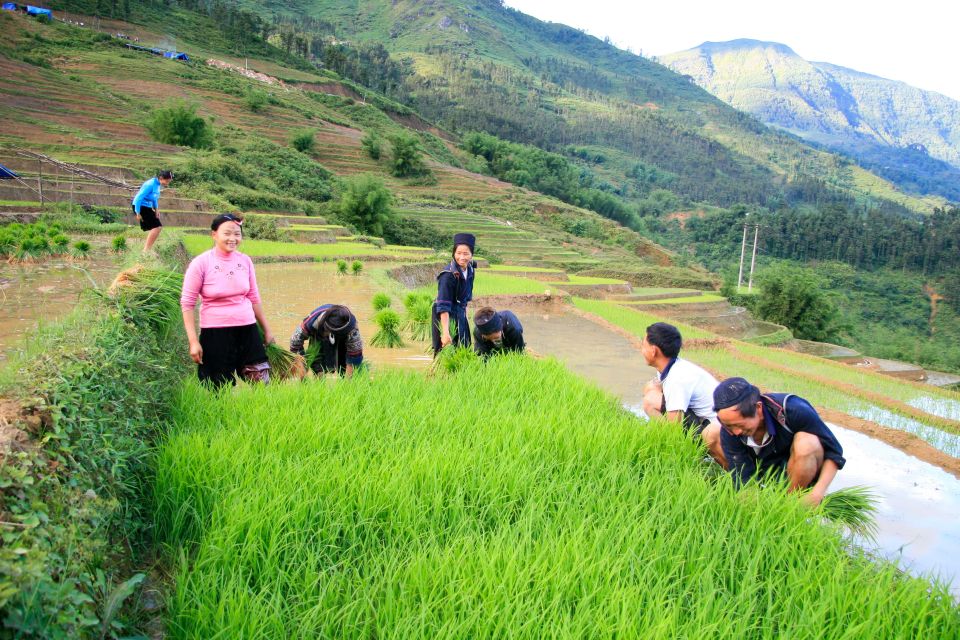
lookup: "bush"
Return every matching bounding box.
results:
[338,174,394,236]
[388,132,430,178]
[291,129,316,153]
[381,216,447,250]
[146,101,213,149]
[242,214,281,241]
[244,90,268,112]
[361,132,382,160]
[754,263,841,342]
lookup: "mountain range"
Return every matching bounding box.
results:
[660,39,960,201]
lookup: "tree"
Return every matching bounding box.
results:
[361,132,383,160]
[754,263,841,342]
[146,102,213,149]
[338,174,394,236]
[388,132,429,178]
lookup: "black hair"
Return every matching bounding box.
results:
[211,213,244,231]
[713,377,762,417]
[645,322,682,358]
[158,170,174,180]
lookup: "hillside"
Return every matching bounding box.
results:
[660,39,960,201]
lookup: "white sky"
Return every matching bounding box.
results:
[504,0,960,102]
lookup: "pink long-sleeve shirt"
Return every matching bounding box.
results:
[180,248,261,328]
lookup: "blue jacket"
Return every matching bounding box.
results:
[132,177,162,213]
[473,310,525,358]
[720,393,846,488]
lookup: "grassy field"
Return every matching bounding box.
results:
[574,298,716,340]
[154,357,960,638]
[181,235,431,259]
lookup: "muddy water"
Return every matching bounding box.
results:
[254,262,433,370]
[829,424,960,596]
[515,308,658,411]
[0,252,120,365]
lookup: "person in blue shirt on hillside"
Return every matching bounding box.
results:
[713,376,845,506]
[131,169,173,253]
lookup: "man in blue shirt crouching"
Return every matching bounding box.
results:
[713,377,845,506]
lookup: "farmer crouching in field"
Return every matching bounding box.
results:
[641,322,726,466]
[712,377,845,506]
[432,233,476,356]
[290,304,364,377]
[131,169,173,253]
[473,306,525,359]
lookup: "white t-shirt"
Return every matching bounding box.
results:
[658,358,719,421]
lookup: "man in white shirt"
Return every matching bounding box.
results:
[640,322,727,467]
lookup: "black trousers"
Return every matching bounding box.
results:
[198,323,268,388]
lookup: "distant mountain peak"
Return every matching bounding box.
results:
[692,39,798,56]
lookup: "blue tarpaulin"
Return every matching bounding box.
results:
[163,51,189,60]
[2,3,18,12]
[0,164,19,179]
[26,5,51,17]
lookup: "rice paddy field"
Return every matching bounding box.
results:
[155,356,960,638]
[180,235,434,260]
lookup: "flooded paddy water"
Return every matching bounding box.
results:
[0,245,120,366]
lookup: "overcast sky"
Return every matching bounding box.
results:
[504,0,960,102]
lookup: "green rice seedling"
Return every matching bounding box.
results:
[336,259,348,275]
[71,239,91,258]
[154,358,960,638]
[403,292,433,342]
[112,235,128,252]
[432,344,479,374]
[371,309,404,348]
[372,292,392,311]
[52,233,70,253]
[351,260,363,275]
[258,325,307,380]
[819,486,879,540]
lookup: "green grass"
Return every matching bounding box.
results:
[154,356,960,638]
[574,298,715,340]
[487,264,564,273]
[411,272,550,298]
[553,275,628,285]
[181,235,428,258]
[630,294,726,304]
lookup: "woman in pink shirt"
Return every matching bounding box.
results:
[180,213,275,386]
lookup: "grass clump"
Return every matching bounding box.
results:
[403,292,434,342]
[0,221,71,262]
[154,357,960,637]
[370,309,404,348]
[372,292,392,311]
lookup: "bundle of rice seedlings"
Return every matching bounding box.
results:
[403,293,433,342]
[371,309,404,348]
[71,240,91,258]
[256,324,307,380]
[372,293,392,311]
[336,260,348,276]
[265,342,308,381]
[105,266,183,337]
[351,260,363,275]
[818,485,878,540]
[431,344,479,374]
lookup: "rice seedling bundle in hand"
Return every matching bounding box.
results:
[257,324,307,380]
[155,357,960,638]
[372,293,392,311]
[431,344,479,374]
[371,309,404,348]
[403,292,433,342]
[819,485,879,540]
